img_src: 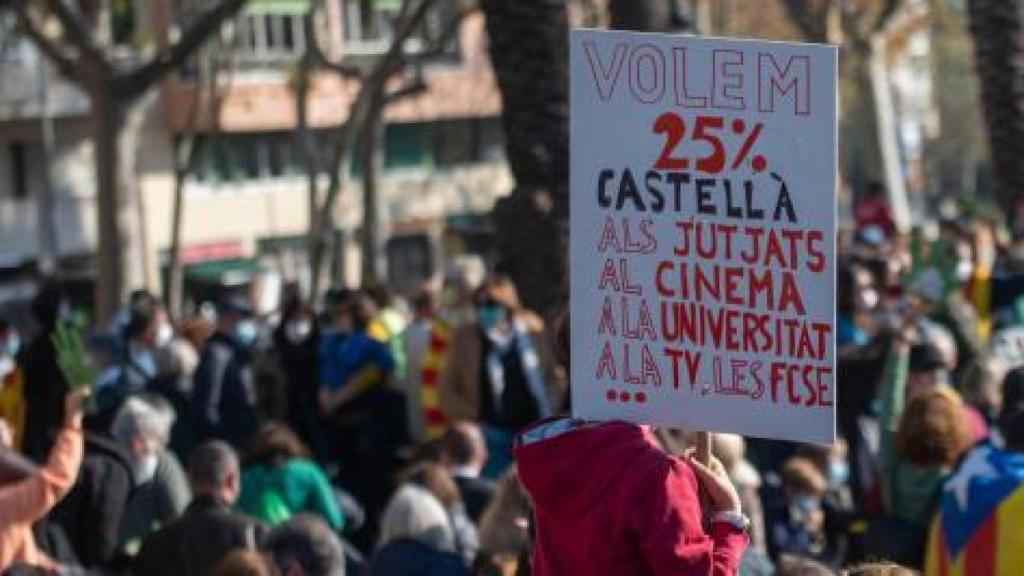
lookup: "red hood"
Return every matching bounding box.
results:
[515,418,661,519]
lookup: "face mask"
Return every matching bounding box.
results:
[156,322,173,348]
[956,260,974,282]
[131,347,158,379]
[235,320,259,347]
[2,334,19,359]
[477,305,507,332]
[0,357,13,380]
[858,288,879,311]
[828,460,850,487]
[286,320,312,344]
[132,452,159,485]
[793,495,821,516]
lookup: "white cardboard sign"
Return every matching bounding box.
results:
[569,29,837,443]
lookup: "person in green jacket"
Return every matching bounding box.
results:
[879,309,974,525]
[237,422,344,532]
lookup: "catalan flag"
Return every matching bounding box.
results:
[925,442,1024,576]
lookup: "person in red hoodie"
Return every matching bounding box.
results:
[514,314,749,575]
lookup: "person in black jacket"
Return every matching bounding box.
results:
[19,284,69,462]
[192,296,260,451]
[441,422,495,524]
[135,440,265,576]
[50,431,134,569]
[272,297,325,462]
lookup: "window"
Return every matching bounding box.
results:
[339,0,459,60]
[194,132,304,184]
[10,142,27,199]
[234,12,305,66]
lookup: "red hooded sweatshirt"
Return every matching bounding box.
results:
[515,418,748,576]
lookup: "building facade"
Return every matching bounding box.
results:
[0,0,509,312]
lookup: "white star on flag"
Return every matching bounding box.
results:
[947,447,999,512]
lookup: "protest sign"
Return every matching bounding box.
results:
[569,29,837,443]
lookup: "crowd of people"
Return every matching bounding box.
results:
[2,193,1024,575]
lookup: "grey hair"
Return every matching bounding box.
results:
[110,393,175,446]
[263,514,345,576]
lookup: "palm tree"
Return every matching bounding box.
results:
[967,0,1024,223]
[479,0,569,314]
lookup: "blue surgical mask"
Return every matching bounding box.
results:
[2,334,19,358]
[235,320,259,347]
[793,496,821,516]
[130,347,157,379]
[829,460,850,487]
[477,305,506,332]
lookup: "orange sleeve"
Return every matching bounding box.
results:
[0,427,83,526]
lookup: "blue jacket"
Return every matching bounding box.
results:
[368,539,470,576]
[318,331,394,391]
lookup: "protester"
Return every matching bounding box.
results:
[371,482,470,576]
[476,467,531,576]
[0,318,24,452]
[263,514,347,576]
[318,289,397,538]
[880,333,975,525]
[237,422,344,531]
[0,388,85,573]
[112,393,191,557]
[51,414,134,568]
[402,287,439,444]
[516,417,749,574]
[924,365,1024,575]
[441,276,562,477]
[214,550,280,576]
[399,460,479,566]
[193,295,261,450]
[135,440,266,576]
[714,433,767,554]
[90,296,165,431]
[273,298,325,461]
[19,284,70,462]
[769,456,833,564]
[440,421,496,523]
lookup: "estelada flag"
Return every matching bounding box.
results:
[925,442,1024,576]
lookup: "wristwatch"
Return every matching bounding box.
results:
[712,510,751,532]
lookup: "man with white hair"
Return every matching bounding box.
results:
[111,393,190,557]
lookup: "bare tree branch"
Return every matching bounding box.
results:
[43,0,108,66]
[12,5,78,80]
[872,0,904,33]
[384,76,427,102]
[116,0,247,97]
[303,11,364,78]
[405,5,472,65]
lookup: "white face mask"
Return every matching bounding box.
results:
[285,320,312,344]
[156,322,173,348]
[956,260,974,282]
[133,452,159,485]
[858,288,879,311]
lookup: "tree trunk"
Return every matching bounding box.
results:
[167,157,187,319]
[608,0,673,31]
[360,103,385,287]
[92,89,129,324]
[967,0,1024,224]
[480,0,569,315]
